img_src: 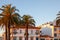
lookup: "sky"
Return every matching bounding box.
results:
[0,0,60,26]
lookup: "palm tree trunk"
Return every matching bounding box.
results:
[11,25,14,40]
[7,26,10,40]
[5,26,7,40]
[5,22,10,40]
[7,20,10,40]
[26,23,28,40]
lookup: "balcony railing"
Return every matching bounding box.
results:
[13,31,17,34]
[24,32,29,36]
[35,32,39,35]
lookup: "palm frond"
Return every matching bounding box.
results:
[12,13,21,17]
[0,8,4,11]
[30,19,35,23]
[30,23,35,26]
[0,14,5,16]
[23,15,32,18]
[11,6,19,12]
[22,15,32,21]
[13,16,20,24]
[22,15,35,26]
[2,5,6,8]
[15,9,19,12]
[29,19,35,26]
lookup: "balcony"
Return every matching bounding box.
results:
[35,31,39,35]
[13,30,17,34]
[24,32,29,36]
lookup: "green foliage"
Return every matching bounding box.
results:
[22,15,35,26]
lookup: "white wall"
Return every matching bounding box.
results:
[12,28,40,40]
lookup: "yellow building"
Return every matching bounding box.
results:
[39,22,54,37]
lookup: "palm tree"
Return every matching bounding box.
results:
[0,4,21,40]
[22,15,35,40]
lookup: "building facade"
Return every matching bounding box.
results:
[0,36,3,40]
[39,22,54,36]
[39,22,54,40]
[3,25,40,40]
[54,26,60,40]
[40,35,53,40]
[53,11,60,40]
[2,11,60,40]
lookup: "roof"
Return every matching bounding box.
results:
[10,25,41,29]
[54,26,60,27]
[40,35,53,38]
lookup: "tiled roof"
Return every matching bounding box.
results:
[54,26,60,27]
[10,25,41,29]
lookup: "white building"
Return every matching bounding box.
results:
[3,25,40,40]
[53,11,60,40]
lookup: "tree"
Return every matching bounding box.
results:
[22,15,35,40]
[0,4,21,40]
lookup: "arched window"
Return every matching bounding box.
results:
[56,19,60,26]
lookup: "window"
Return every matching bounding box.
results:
[30,37,33,40]
[13,37,17,40]
[51,39,53,40]
[36,30,39,35]
[50,24,53,26]
[36,37,38,40]
[40,38,45,40]
[25,37,26,40]
[54,39,58,40]
[31,30,33,34]
[0,37,2,40]
[20,30,22,34]
[59,28,60,30]
[19,37,22,40]
[54,33,57,37]
[58,23,60,26]
[13,29,17,34]
[54,28,57,31]
[59,39,60,40]
[58,33,60,37]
